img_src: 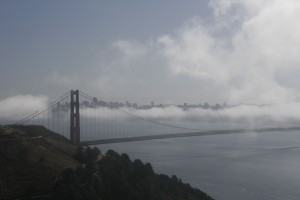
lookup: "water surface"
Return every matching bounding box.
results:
[99,131,300,200]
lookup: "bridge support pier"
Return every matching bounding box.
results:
[70,90,80,144]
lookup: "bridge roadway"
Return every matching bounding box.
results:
[80,126,300,145]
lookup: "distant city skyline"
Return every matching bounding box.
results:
[82,98,228,110]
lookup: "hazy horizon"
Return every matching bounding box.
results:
[2,0,300,126]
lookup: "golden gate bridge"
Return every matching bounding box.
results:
[16,90,300,145]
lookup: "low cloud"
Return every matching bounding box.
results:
[2,94,300,129]
[134,104,300,124]
[0,95,48,121]
[79,103,300,129]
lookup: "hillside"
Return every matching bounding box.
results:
[0,125,79,199]
[0,125,214,200]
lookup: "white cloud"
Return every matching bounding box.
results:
[0,95,48,121]
[132,104,300,123]
[157,21,229,83]
[158,0,300,104]
[79,103,300,129]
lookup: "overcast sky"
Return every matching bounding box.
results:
[1,0,300,113]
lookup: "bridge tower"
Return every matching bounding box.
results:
[70,90,80,144]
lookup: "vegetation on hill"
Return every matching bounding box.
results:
[54,146,214,200]
[0,125,214,200]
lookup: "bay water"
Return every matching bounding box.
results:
[99,131,300,200]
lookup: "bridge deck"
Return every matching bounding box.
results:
[80,126,300,145]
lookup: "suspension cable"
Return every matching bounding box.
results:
[16,91,71,124]
[79,90,201,131]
